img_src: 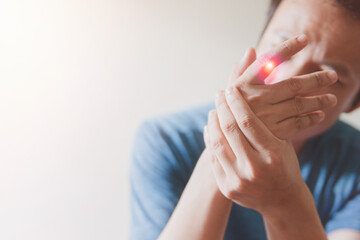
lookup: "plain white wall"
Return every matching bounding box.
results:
[0,1,359,239]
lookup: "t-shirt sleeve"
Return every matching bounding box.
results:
[325,188,360,234]
[129,121,188,240]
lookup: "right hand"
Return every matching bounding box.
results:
[226,34,338,140]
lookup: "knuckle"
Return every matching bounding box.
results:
[222,120,238,134]
[294,97,305,113]
[247,93,262,106]
[314,72,323,88]
[225,179,242,199]
[264,148,282,164]
[318,95,329,107]
[210,155,217,165]
[294,117,304,130]
[223,189,236,200]
[286,77,302,92]
[211,137,225,151]
[238,115,256,129]
[281,41,292,52]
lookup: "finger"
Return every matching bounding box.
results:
[215,90,255,158]
[238,34,308,85]
[268,70,338,104]
[207,109,237,176]
[209,148,226,182]
[267,34,308,65]
[228,48,257,85]
[225,86,275,151]
[276,111,325,139]
[272,94,337,122]
[204,126,226,182]
[204,125,210,148]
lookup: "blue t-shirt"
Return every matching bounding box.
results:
[130,102,360,240]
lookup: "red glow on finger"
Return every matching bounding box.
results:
[264,61,276,73]
[261,59,277,76]
[258,56,281,84]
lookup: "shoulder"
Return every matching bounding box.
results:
[317,120,360,171]
[140,101,214,135]
[322,120,360,151]
[306,121,360,184]
[131,101,214,179]
[302,120,360,229]
[133,101,214,149]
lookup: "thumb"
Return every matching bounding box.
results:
[228,47,257,86]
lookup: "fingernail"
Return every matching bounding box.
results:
[297,34,308,44]
[328,94,337,105]
[327,70,337,81]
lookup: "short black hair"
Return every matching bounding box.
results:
[266,0,360,28]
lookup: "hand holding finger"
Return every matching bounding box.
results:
[207,110,237,177]
[274,111,325,139]
[268,70,338,104]
[272,93,337,121]
[235,34,309,85]
[224,86,276,151]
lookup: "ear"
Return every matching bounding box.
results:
[345,92,360,113]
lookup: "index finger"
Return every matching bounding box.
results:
[225,86,276,151]
[238,34,309,85]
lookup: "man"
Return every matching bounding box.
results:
[130,0,360,239]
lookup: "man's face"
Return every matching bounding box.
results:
[257,0,360,142]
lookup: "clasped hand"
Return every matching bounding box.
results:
[203,34,338,214]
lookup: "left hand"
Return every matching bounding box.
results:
[204,86,308,214]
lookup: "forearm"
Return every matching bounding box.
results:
[158,149,232,240]
[262,181,327,240]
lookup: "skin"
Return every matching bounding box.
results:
[158,0,360,239]
[258,0,360,151]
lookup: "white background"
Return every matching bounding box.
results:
[0,1,359,239]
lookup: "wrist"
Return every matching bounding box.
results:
[261,180,311,219]
[261,181,327,240]
[196,148,231,202]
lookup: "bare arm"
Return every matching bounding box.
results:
[158,149,232,240]
[262,188,360,240]
[262,182,327,240]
